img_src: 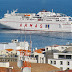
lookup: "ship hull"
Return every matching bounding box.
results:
[0,21,72,32]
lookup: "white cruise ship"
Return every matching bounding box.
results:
[0,9,72,32]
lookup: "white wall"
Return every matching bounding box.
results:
[48,59,72,70]
[0,62,9,67]
[45,45,72,52]
[33,52,45,63]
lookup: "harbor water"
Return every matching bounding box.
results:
[0,30,72,50]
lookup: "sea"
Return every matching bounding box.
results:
[0,0,72,50]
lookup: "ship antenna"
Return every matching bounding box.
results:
[7,10,9,14]
[52,9,53,13]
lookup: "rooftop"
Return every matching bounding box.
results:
[31,63,60,72]
[35,48,45,53]
[5,49,14,51]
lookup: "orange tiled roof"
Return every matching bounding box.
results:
[17,49,31,52]
[16,49,23,51]
[17,49,31,56]
[0,67,12,72]
[2,62,60,72]
[5,49,13,51]
[35,48,45,53]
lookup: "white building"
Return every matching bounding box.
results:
[45,44,72,52]
[17,49,37,63]
[0,39,30,50]
[32,48,46,63]
[48,47,72,70]
[0,62,9,67]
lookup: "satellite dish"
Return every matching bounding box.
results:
[17,60,23,68]
[22,67,31,72]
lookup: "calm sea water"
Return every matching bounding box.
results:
[0,30,72,49]
[0,0,72,49]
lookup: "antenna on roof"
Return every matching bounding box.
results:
[30,32,32,50]
[4,44,5,50]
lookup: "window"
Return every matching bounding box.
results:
[54,61,56,64]
[50,61,52,64]
[59,55,64,59]
[8,60,9,61]
[66,55,71,59]
[67,61,70,65]
[11,52,13,53]
[60,61,63,65]
[42,58,44,63]
[46,48,48,51]
[67,68,69,70]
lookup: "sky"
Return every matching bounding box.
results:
[0,0,72,16]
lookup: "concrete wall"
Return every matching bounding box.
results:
[48,59,72,70]
[0,62,9,67]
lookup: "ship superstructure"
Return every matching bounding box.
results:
[0,9,72,32]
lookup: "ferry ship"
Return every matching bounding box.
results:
[0,9,72,32]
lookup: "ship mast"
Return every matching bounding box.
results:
[52,9,53,13]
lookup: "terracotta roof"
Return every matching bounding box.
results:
[5,49,13,51]
[9,62,21,72]
[0,62,60,72]
[35,48,45,53]
[0,67,12,72]
[52,44,59,47]
[17,49,31,52]
[17,49,31,56]
[16,49,23,51]
[31,63,60,72]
